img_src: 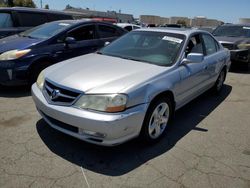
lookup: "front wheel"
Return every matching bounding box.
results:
[140,97,173,143]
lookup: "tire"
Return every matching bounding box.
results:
[140,96,173,143]
[29,62,51,85]
[212,69,226,94]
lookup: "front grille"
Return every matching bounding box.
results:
[41,111,78,133]
[220,43,236,50]
[43,80,82,106]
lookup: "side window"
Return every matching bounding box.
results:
[202,34,217,55]
[0,13,13,28]
[67,25,95,41]
[185,34,204,56]
[17,12,48,27]
[98,25,119,38]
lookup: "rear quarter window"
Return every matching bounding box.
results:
[17,12,48,27]
[0,12,13,28]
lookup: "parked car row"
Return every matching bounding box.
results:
[0,7,236,146]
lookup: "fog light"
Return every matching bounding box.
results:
[79,129,106,138]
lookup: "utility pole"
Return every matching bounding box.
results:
[40,0,42,8]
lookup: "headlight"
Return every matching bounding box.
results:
[0,49,31,60]
[237,43,250,49]
[74,94,128,113]
[36,70,45,90]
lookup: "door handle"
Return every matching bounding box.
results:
[203,65,208,70]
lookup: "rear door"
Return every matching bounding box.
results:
[177,34,208,103]
[201,34,225,85]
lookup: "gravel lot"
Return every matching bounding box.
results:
[0,69,250,188]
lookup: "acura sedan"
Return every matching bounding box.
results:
[32,28,231,146]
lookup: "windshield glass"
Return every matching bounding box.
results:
[20,22,73,39]
[213,25,250,37]
[0,13,13,28]
[100,31,185,66]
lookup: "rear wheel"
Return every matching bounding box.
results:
[140,97,173,143]
[212,69,226,94]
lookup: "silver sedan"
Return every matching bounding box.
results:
[32,28,231,146]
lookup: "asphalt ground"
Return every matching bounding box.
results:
[0,67,249,188]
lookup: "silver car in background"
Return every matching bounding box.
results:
[32,28,231,146]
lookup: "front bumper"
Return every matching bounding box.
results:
[32,84,148,146]
[0,60,29,86]
[230,49,250,64]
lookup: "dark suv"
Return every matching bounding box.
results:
[213,24,250,69]
[0,7,73,39]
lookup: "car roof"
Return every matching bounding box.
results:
[52,19,119,25]
[220,23,250,27]
[0,7,71,15]
[136,27,210,36]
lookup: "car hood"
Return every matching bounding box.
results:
[0,35,43,54]
[214,36,250,44]
[44,53,169,94]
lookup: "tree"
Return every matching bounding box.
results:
[13,0,36,8]
[44,4,49,9]
[65,4,73,10]
[177,20,187,27]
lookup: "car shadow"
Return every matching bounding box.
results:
[36,85,232,176]
[0,85,31,98]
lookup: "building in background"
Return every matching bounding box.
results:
[239,18,250,24]
[140,15,169,25]
[64,7,134,23]
[169,16,191,26]
[140,15,222,28]
[191,16,223,27]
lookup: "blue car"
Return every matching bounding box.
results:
[0,20,126,86]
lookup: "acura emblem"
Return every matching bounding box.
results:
[51,89,60,100]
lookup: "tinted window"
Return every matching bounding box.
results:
[20,22,72,39]
[100,31,185,66]
[0,13,13,28]
[98,25,118,38]
[202,34,217,55]
[213,25,250,37]
[68,25,95,41]
[18,12,48,27]
[124,26,132,31]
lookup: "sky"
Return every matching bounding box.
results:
[33,0,250,23]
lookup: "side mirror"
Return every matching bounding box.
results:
[182,53,204,64]
[104,41,110,46]
[65,37,76,45]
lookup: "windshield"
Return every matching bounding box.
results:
[0,13,13,28]
[20,22,73,39]
[213,25,250,37]
[100,31,185,66]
